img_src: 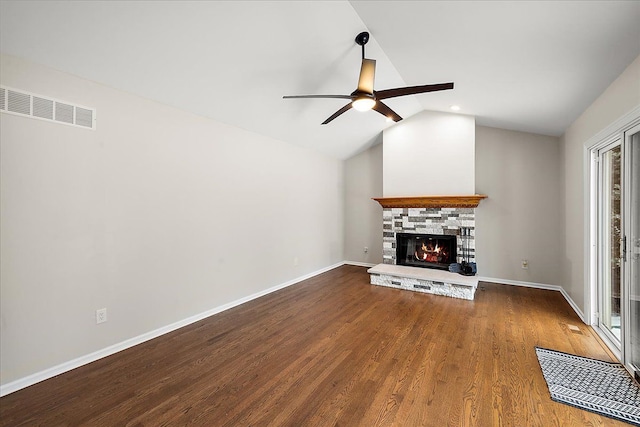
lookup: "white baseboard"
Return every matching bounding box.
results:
[478,276,585,323]
[558,287,586,323]
[590,324,622,361]
[0,262,345,397]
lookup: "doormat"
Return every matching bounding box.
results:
[535,347,640,426]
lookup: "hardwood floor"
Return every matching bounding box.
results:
[0,265,626,426]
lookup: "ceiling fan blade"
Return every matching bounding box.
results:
[372,101,402,122]
[356,59,376,94]
[322,103,353,125]
[376,82,454,100]
[283,94,352,100]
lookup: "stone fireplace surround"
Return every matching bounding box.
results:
[383,207,475,266]
[368,195,486,300]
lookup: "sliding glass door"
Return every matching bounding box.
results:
[596,122,640,380]
[624,125,640,380]
[597,142,622,345]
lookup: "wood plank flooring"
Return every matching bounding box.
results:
[0,265,627,426]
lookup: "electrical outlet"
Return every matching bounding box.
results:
[364,247,368,254]
[521,259,529,270]
[96,308,107,324]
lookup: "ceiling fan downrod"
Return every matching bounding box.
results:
[355,31,369,59]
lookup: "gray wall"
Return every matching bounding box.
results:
[0,55,344,385]
[475,126,562,284]
[344,142,383,265]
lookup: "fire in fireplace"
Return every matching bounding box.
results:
[396,232,457,270]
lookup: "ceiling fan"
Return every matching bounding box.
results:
[283,32,454,125]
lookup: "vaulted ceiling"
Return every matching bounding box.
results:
[1,1,639,159]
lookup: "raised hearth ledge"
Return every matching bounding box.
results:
[368,264,478,300]
[372,195,487,208]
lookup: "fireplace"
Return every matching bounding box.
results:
[370,196,486,300]
[396,233,457,270]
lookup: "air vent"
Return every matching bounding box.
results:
[55,102,74,124]
[0,86,96,130]
[33,97,54,120]
[75,107,93,128]
[8,90,30,115]
[0,88,6,111]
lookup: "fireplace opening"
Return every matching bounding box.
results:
[396,232,457,270]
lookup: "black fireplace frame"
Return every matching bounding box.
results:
[396,232,457,270]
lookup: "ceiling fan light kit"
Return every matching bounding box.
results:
[352,97,376,111]
[283,31,454,125]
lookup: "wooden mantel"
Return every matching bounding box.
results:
[372,195,487,209]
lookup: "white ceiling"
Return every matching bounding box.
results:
[1,1,639,159]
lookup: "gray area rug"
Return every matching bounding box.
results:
[535,347,640,426]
